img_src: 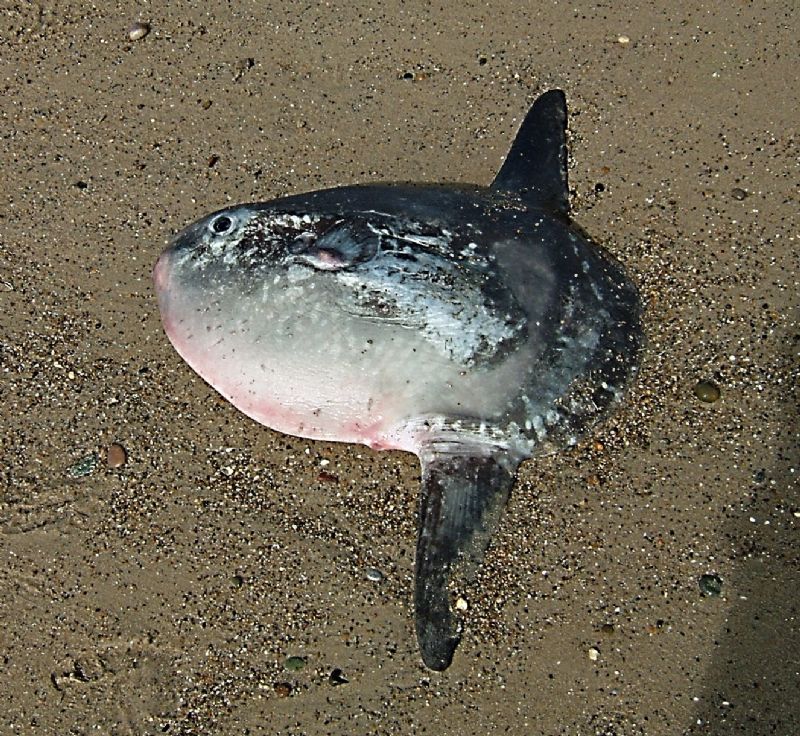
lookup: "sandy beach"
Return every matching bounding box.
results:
[1,2,797,734]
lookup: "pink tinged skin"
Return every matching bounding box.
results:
[153,252,171,293]
[312,248,346,270]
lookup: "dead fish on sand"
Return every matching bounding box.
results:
[154,90,642,670]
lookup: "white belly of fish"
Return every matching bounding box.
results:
[158,265,530,453]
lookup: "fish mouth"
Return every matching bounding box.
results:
[153,249,173,295]
[154,220,201,294]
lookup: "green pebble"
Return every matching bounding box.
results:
[284,656,307,672]
[67,453,99,478]
[693,380,721,403]
[699,573,723,596]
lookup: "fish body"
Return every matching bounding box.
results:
[155,90,641,670]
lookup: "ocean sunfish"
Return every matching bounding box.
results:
[154,90,642,671]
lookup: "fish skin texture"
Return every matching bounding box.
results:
[155,90,642,670]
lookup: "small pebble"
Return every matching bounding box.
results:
[273,682,292,697]
[730,187,748,201]
[106,442,127,468]
[128,21,150,41]
[365,567,384,582]
[232,57,255,81]
[284,656,306,672]
[588,647,600,661]
[699,573,723,597]
[617,35,631,45]
[455,597,469,612]
[693,380,721,403]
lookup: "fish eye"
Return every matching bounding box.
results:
[210,214,235,235]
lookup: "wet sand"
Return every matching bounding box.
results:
[1,2,797,734]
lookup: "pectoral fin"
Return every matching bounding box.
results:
[414,445,518,670]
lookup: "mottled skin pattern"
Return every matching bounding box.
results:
[155,91,642,670]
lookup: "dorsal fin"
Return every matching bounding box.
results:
[490,89,569,214]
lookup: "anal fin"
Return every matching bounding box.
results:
[414,444,518,670]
